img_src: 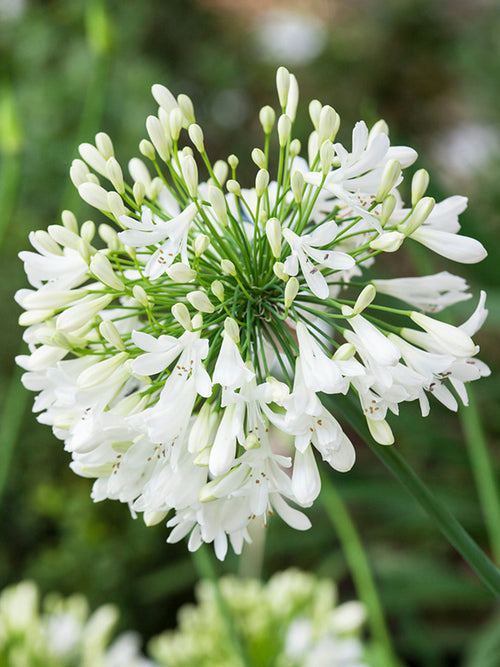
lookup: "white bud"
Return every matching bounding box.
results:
[168,107,183,140]
[289,138,301,157]
[255,169,269,197]
[277,114,292,147]
[70,159,91,187]
[78,183,112,212]
[106,157,125,194]
[276,66,290,108]
[167,262,196,283]
[309,99,322,130]
[266,218,281,258]
[259,105,275,134]
[411,169,430,206]
[376,159,401,202]
[47,225,79,250]
[139,139,156,161]
[177,93,196,125]
[99,320,125,351]
[273,262,288,281]
[189,403,219,453]
[367,417,394,445]
[22,289,83,310]
[208,185,229,226]
[172,302,192,331]
[132,285,150,308]
[99,223,121,251]
[284,277,299,310]
[409,312,476,357]
[194,234,210,257]
[380,194,397,225]
[90,253,125,290]
[353,285,376,314]
[213,160,228,186]
[77,238,92,263]
[369,231,405,253]
[133,181,145,206]
[79,142,107,175]
[151,83,178,113]
[146,116,170,161]
[291,170,305,203]
[107,191,127,222]
[180,154,198,198]
[368,119,389,145]
[61,210,78,233]
[95,132,114,160]
[128,159,151,190]
[399,197,435,236]
[148,177,164,201]
[318,105,340,144]
[80,220,95,243]
[221,259,236,276]
[333,343,356,360]
[228,154,239,171]
[308,131,319,166]
[211,280,224,302]
[187,290,214,313]
[285,74,299,121]
[226,179,241,197]
[188,123,204,152]
[224,317,240,343]
[56,294,114,332]
[144,510,169,527]
[320,140,335,175]
[251,148,266,169]
[77,352,129,389]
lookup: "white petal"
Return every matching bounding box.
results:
[292,446,321,505]
[411,227,487,264]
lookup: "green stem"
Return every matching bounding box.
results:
[460,391,500,566]
[320,473,401,667]
[191,547,251,667]
[331,394,500,598]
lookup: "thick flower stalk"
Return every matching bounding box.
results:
[16,67,489,559]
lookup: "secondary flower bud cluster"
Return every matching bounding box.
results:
[16,66,489,558]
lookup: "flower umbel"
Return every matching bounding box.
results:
[16,66,489,558]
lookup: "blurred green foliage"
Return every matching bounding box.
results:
[1,1,499,666]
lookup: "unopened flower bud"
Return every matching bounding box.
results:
[78,183,112,212]
[132,285,150,308]
[273,262,288,281]
[77,352,129,389]
[144,510,169,527]
[107,191,127,221]
[411,169,430,206]
[224,317,240,343]
[79,142,107,175]
[211,280,224,302]
[168,107,183,140]
[180,154,198,198]
[208,185,229,226]
[151,83,178,113]
[187,290,214,313]
[80,220,95,243]
[194,234,210,257]
[251,148,266,169]
[146,116,170,161]
[226,179,241,197]
[70,159,91,187]
[133,181,145,206]
[266,218,281,258]
[172,302,192,331]
[47,225,79,250]
[213,160,228,186]
[259,105,275,134]
[148,177,164,201]
[90,252,124,290]
[221,259,236,276]
[61,210,78,233]
[308,131,319,166]
[367,417,394,445]
[276,66,290,107]
[286,74,299,121]
[400,197,435,236]
[188,123,204,152]
[228,154,239,171]
[409,312,476,357]
[255,169,269,197]
[99,319,125,351]
[368,119,389,145]
[284,277,299,311]
[376,159,401,202]
[167,262,196,283]
[380,194,397,225]
[369,231,405,253]
[318,105,340,144]
[177,93,196,126]
[277,114,292,147]
[99,223,120,250]
[291,170,305,203]
[106,157,124,194]
[309,99,322,130]
[289,138,301,158]
[333,343,356,361]
[139,139,155,161]
[95,132,114,160]
[320,140,335,175]
[353,284,376,314]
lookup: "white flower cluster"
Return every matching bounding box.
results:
[16,67,489,558]
[0,581,152,667]
[149,569,368,667]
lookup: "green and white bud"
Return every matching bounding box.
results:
[259,105,275,134]
[255,169,269,197]
[56,294,114,332]
[208,185,229,226]
[309,99,322,131]
[308,131,319,166]
[226,179,241,197]
[146,116,170,161]
[70,159,91,187]
[276,66,290,108]
[284,277,299,311]
[318,105,340,144]
[368,119,389,145]
[178,93,196,126]
[228,154,239,171]
[132,285,151,308]
[139,139,155,161]
[23,289,83,310]
[144,510,169,527]
[273,262,288,281]
[99,224,121,250]
[188,403,219,453]
[400,196,435,236]
[61,210,78,233]
[47,225,79,250]
[224,317,240,343]
[194,234,210,257]
[277,115,292,147]
[369,231,405,253]
[168,107,183,140]
[148,177,164,201]
[211,280,224,302]
[152,83,178,113]
[167,262,196,283]
[380,194,397,225]
[289,138,301,158]
[213,160,228,186]
[95,132,114,160]
[291,170,305,203]
[333,342,356,361]
[77,352,129,389]
[188,123,204,152]
[99,320,125,351]
[221,259,236,276]
[107,191,127,221]
[353,284,376,315]
[320,140,335,175]
[187,290,215,314]
[266,218,282,258]
[80,220,95,243]
[78,183,112,212]
[180,154,198,198]
[79,142,107,175]
[129,158,151,188]
[90,252,125,290]
[376,159,401,202]
[251,148,266,169]
[172,302,192,331]
[411,169,430,206]
[367,417,394,445]
[106,157,124,194]
[133,181,145,206]
[285,73,299,121]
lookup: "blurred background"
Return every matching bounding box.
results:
[1,0,499,665]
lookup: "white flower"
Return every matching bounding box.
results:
[372,272,471,312]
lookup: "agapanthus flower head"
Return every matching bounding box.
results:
[16,66,489,558]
